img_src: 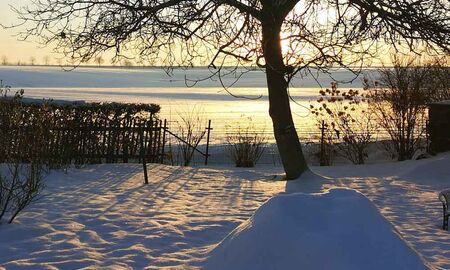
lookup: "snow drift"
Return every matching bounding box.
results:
[203,188,428,270]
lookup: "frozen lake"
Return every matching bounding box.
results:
[0,66,375,138]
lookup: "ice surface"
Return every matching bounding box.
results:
[0,66,370,89]
[0,66,372,137]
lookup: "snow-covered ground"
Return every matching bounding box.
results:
[0,154,449,269]
[288,155,450,270]
[0,66,369,89]
[0,164,285,269]
[204,189,429,270]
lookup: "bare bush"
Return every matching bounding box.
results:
[312,121,336,166]
[0,84,46,224]
[365,56,431,161]
[226,122,267,167]
[176,106,206,166]
[426,57,450,102]
[0,162,45,224]
[311,84,377,164]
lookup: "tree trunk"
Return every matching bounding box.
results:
[262,19,308,180]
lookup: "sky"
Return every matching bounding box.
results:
[0,0,376,67]
[0,1,438,67]
[0,0,57,64]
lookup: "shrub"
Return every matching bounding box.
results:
[226,124,266,167]
[311,83,376,164]
[0,82,160,167]
[0,84,46,224]
[176,106,206,166]
[423,57,450,102]
[0,162,45,224]
[365,56,431,161]
[310,120,336,166]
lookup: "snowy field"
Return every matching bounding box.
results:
[0,66,373,135]
[0,165,286,269]
[1,153,449,269]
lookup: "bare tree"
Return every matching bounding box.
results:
[425,57,450,102]
[122,59,134,67]
[366,56,431,161]
[95,56,104,66]
[0,88,46,224]
[1,56,8,66]
[176,106,206,166]
[43,55,51,65]
[15,0,450,179]
[55,57,63,66]
[29,56,36,66]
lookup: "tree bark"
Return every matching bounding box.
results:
[261,17,309,180]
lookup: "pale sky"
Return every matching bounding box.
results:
[0,1,432,67]
[0,0,58,64]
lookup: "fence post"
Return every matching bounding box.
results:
[425,120,430,153]
[204,119,212,165]
[319,120,326,166]
[140,123,149,185]
[160,119,167,164]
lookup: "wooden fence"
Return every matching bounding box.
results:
[0,97,164,167]
[1,118,165,167]
[0,96,217,171]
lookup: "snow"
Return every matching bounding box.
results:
[432,100,450,105]
[287,154,450,270]
[203,188,428,270]
[1,153,449,269]
[0,66,370,89]
[0,164,285,269]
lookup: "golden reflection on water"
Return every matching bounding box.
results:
[23,86,368,141]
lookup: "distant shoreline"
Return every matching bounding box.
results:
[0,64,386,70]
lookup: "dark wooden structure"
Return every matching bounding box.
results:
[439,189,450,231]
[428,101,450,154]
[42,119,165,165]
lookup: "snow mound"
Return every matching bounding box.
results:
[203,188,428,270]
[400,153,450,185]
